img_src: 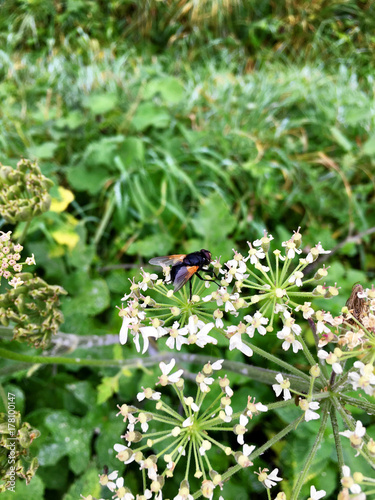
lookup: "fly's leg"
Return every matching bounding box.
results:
[195,271,221,288]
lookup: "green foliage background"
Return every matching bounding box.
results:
[0,1,375,498]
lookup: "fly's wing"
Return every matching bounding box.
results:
[149,254,186,267]
[173,265,199,292]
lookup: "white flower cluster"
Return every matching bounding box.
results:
[0,230,36,288]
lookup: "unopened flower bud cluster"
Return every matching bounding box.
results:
[0,159,53,223]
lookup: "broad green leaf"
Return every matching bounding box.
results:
[67,278,110,316]
[192,192,237,242]
[127,233,174,257]
[117,137,145,166]
[82,92,118,114]
[345,106,372,125]
[64,465,102,500]
[54,111,85,130]
[37,459,69,492]
[65,381,97,408]
[67,165,112,194]
[144,76,184,104]
[95,419,125,471]
[83,136,124,169]
[362,134,375,155]
[28,142,58,160]
[1,474,45,500]
[41,411,91,474]
[131,102,170,131]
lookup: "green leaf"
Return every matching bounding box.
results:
[82,92,118,114]
[37,458,69,492]
[330,126,352,152]
[64,465,102,500]
[65,381,97,408]
[67,165,111,194]
[192,192,237,242]
[117,137,145,166]
[95,418,125,471]
[97,375,119,404]
[345,106,372,125]
[362,134,375,155]
[1,474,45,500]
[131,102,170,131]
[41,411,91,474]
[144,76,185,104]
[127,233,174,257]
[67,278,110,316]
[54,111,85,130]
[84,136,124,169]
[28,142,58,160]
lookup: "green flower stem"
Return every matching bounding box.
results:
[275,252,280,284]
[279,256,291,285]
[193,414,302,500]
[330,407,345,473]
[147,414,180,426]
[297,333,317,367]
[172,383,189,415]
[284,291,315,297]
[17,220,31,245]
[307,318,330,380]
[243,340,311,383]
[331,395,375,467]
[254,262,275,288]
[244,267,268,286]
[290,401,331,500]
[158,401,184,422]
[297,334,329,388]
[198,393,223,422]
[265,252,275,281]
[144,430,174,439]
[196,310,215,322]
[0,347,313,393]
[185,438,193,480]
[202,433,231,453]
[265,399,298,411]
[93,194,115,246]
[156,435,184,460]
[194,436,206,480]
[0,346,137,367]
[170,435,190,472]
[335,393,375,416]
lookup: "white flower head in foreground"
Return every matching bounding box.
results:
[272,374,292,401]
[108,362,259,499]
[218,229,333,339]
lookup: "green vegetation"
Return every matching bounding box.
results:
[0,1,374,499]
